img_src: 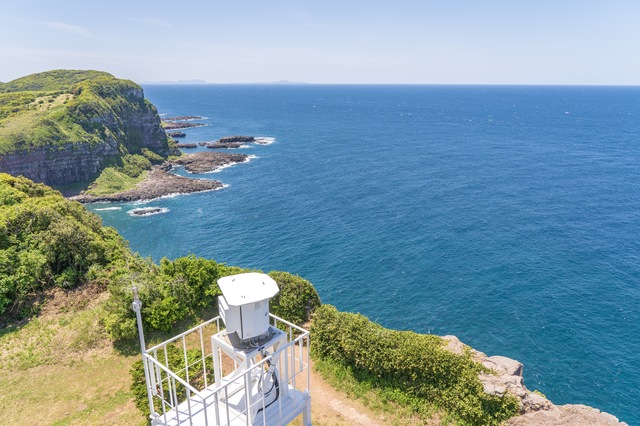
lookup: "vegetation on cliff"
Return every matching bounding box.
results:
[0,173,131,319]
[0,70,175,188]
[1,174,524,424]
[0,172,321,332]
[311,305,520,425]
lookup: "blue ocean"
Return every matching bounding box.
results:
[88,84,640,423]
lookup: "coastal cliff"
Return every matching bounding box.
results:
[0,70,172,187]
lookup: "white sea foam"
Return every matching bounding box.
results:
[94,206,122,211]
[206,163,236,174]
[127,207,169,217]
[199,157,254,174]
[254,137,276,145]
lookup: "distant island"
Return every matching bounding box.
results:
[140,80,308,85]
[141,79,208,84]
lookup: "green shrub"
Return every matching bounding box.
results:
[140,148,164,165]
[0,174,132,320]
[268,271,321,324]
[311,305,519,425]
[102,260,321,341]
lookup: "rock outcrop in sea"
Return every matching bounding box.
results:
[70,166,222,203]
[201,135,257,149]
[162,116,207,130]
[170,151,248,174]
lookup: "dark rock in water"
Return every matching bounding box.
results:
[197,142,207,146]
[163,121,205,130]
[176,143,198,148]
[204,142,244,149]
[219,136,255,143]
[199,136,256,149]
[131,207,164,216]
[164,116,204,121]
[168,131,186,138]
[170,151,248,173]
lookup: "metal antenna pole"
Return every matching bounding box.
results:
[132,286,157,423]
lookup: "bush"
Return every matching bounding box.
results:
[140,148,164,165]
[0,174,131,320]
[311,305,519,425]
[268,271,321,324]
[102,260,321,341]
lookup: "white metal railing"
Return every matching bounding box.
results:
[141,313,310,426]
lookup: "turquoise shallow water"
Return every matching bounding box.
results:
[89,85,640,423]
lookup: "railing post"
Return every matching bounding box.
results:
[132,287,157,424]
[303,389,312,426]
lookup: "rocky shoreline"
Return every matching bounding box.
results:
[443,336,627,425]
[70,152,248,203]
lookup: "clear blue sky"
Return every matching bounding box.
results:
[1,0,639,85]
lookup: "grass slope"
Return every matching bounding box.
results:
[0,70,162,154]
[0,285,144,426]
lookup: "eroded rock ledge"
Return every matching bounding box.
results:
[442,336,627,425]
[200,136,256,149]
[170,151,248,174]
[70,152,248,203]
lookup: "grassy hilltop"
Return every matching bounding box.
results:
[0,70,174,192]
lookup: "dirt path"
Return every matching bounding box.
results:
[306,357,385,426]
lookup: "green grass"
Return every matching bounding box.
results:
[0,70,170,165]
[0,70,113,93]
[84,167,148,196]
[0,291,144,426]
[313,356,452,425]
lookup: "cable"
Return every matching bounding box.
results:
[257,360,279,415]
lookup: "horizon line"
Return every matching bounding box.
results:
[139,81,640,88]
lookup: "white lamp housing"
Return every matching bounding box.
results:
[217,273,279,341]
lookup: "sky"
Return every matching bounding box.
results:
[1,0,639,85]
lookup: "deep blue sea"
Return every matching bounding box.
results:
[88,85,640,423]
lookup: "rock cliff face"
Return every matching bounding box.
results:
[0,70,171,187]
[0,140,118,186]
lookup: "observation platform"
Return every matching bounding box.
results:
[141,314,311,426]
